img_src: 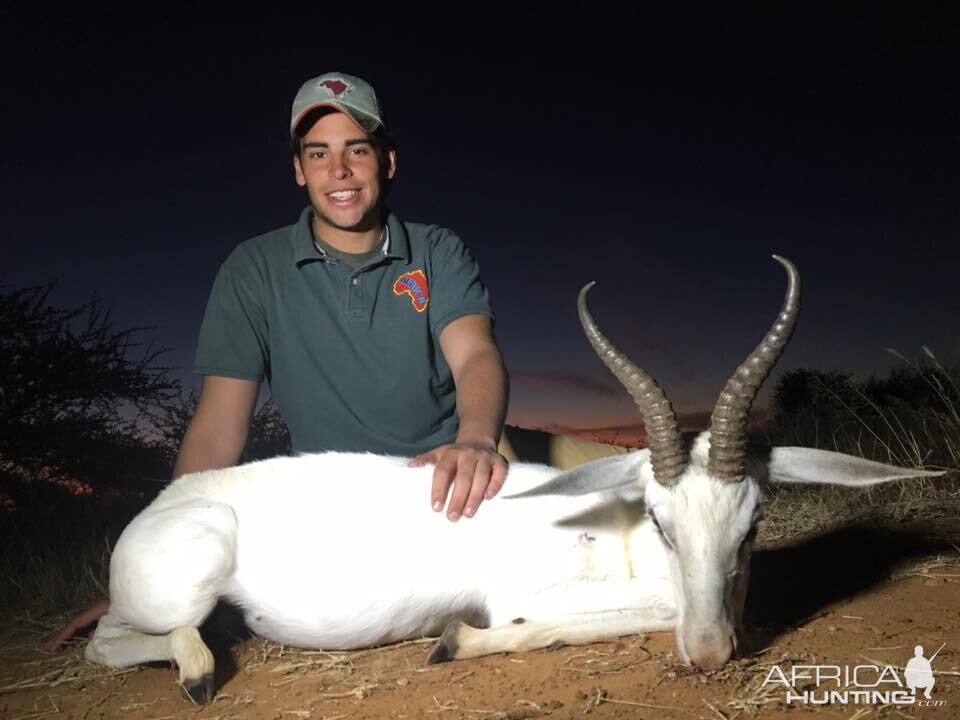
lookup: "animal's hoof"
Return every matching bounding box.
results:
[426,622,461,664]
[180,673,214,704]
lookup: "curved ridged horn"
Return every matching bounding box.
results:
[578,283,686,484]
[708,255,800,481]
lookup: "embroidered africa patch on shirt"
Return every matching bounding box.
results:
[393,269,429,312]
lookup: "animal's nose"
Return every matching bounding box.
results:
[688,633,734,670]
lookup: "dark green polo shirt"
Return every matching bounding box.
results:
[194,207,494,455]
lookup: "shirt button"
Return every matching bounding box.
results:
[352,278,358,286]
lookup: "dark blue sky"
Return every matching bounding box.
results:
[3,6,958,430]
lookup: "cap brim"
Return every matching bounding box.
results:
[290,102,380,135]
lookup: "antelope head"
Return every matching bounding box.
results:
[576,255,943,669]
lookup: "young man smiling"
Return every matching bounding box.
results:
[44,73,643,653]
[176,72,510,522]
[42,71,510,653]
[44,70,626,648]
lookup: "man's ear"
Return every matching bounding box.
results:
[293,153,306,187]
[384,148,397,180]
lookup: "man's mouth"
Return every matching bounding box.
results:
[328,190,360,201]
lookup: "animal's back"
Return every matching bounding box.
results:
[206,453,598,587]
[139,453,607,648]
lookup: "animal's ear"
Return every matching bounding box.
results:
[768,447,946,487]
[505,450,650,498]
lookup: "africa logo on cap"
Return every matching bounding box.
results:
[320,78,349,96]
[290,72,385,134]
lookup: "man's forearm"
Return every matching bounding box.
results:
[172,421,248,478]
[453,346,509,449]
[172,376,259,479]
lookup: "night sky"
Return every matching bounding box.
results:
[3,6,958,433]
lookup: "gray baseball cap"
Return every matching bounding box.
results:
[290,72,385,135]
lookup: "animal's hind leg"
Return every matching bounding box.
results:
[86,613,214,703]
[90,499,238,703]
[109,500,238,630]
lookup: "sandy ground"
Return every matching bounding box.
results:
[2,520,958,720]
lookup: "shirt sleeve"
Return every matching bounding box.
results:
[193,245,270,381]
[426,227,495,338]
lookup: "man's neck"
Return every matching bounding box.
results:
[312,215,384,254]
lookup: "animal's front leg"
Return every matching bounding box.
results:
[427,577,675,663]
[428,610,673,663]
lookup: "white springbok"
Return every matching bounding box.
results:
[85,256,944,703]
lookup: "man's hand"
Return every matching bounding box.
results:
[408,443,508,521]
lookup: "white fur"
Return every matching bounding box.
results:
[85,437,944,688]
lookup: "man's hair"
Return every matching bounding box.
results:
[289,108,397,198]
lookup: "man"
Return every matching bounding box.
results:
[43,71,509,651]
[177,71,509,521]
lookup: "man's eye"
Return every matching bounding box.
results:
[350,147,368,156]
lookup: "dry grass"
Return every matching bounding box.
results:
[0,640,138,696]
[890,553,960,582]
[755,458,960,551]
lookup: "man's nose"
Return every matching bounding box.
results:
[330,157,352,179]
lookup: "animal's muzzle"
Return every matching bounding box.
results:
[685,629,736,670]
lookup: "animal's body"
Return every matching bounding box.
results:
[106,452,672,652]
[84,256,947,703]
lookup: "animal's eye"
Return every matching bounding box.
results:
[648,512,675,549]
[648,511,662,534]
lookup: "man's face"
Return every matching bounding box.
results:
[293,111,397,238]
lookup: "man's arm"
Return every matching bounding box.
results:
[173,375,260,478]
[409,314,509,521]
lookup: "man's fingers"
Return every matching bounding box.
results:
[413,447,445,511]
[423,446,508,519]
[445,455,479,522]
[485,456,509,500]
[409,450,438,468]
[462,456,493,518]
[430,452,458,512]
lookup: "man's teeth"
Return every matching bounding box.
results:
[329,190,359,200]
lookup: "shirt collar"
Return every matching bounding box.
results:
[293,206,410,266]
